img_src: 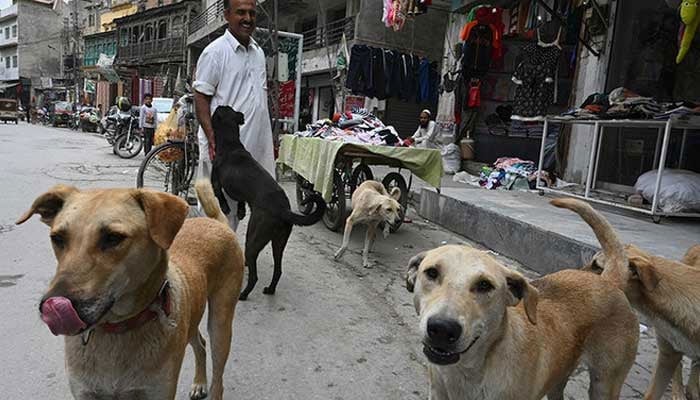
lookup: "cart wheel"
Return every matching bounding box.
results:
[349,163,374,194]
[652,215,662,224]
[323,170,347,232]
[295,173,314,215]
[382,172,408,233]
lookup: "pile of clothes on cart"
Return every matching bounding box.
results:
[556,87,700,120]
[478,157,553,190]
[295,108,405,146]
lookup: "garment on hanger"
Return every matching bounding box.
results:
[511,40,562,120]
[461,24,494,79]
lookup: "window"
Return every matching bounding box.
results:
[88,14,95,27]
[157,19,167,39]
[11,25,16,38]
[4,27,8,40]
[12,55,16,68]
[171,16,182,37]
[145,23,153,41]
[5,57,9,69]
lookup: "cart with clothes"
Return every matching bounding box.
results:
[278,108,443,232]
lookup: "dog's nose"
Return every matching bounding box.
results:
[427,317,462,346]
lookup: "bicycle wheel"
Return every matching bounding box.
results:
[137,142,197,198]
[349,163,374,194]
[322,170,347,232]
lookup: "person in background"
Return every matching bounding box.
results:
[139,93,158,155]
[412,109,439,149]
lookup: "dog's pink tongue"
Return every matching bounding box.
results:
[40,297,87,336]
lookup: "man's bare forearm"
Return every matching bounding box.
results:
[194,91,214,143]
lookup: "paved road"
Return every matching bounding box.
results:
[0,122,685,399]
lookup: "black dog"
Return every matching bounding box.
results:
[210,106,326,300]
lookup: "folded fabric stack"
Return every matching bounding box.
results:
[554,87,700,120]
[295,108,404,146]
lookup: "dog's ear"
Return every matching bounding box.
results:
[505,270,539,325]
[16,185,79,226]
[406,252,426,293]
[235,111,245,125]
[389,187,402,202]
[629,255,660,291]
[133,190,189,250]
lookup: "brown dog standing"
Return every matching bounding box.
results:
[405,244,639,400]
[16,179,244,400]
[334,180,402,268]
[553,198,700,400]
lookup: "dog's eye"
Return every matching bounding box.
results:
[424,267,439,280]
[100,232,126,251]
[50,233,66,249]
[475,280,494,293]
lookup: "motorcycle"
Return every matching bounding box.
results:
[37,107,50,126]
[100,106,118,137]
[69,110,81,130]
[112,108,143,159]
[79,107,101,133]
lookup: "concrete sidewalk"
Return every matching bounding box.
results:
[403,174,700,275]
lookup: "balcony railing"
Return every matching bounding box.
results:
[188,0,224,38]
[302,16,355,52]
[117,36,185,63]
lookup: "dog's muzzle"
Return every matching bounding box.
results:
[422,317,479,366]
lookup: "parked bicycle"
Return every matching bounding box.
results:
[136,91,198,201]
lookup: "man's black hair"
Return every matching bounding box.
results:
[143,93,153,99]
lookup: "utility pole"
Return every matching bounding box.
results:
[72,0,80,103]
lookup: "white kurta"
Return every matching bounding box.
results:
[194,29,275,229]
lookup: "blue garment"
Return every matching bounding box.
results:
[418,58,438,104]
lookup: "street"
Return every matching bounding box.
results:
[0,122,684,399]
[0,122,484,399]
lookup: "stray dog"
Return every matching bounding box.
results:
[334,180,402,268]
[405,244,639,400]
[674,245,700,400]
[552,198,700,400]
[209,105,326,300]
[16,179,244,400]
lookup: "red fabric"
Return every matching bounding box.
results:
[468,81,481,108]
[278,80,295,118]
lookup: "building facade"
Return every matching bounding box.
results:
[187,0,449,136]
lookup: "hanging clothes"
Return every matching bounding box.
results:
[461,24,494,79]
[511,40,562,120]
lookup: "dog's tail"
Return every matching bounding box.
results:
[281,192,327,226]
[195,179,229,226]
[550,198,629,287]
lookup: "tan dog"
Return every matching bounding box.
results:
[16,179,244,400]
[405,244,639,400]
[674,245,700,400]
[552,198,700,400]
[334,180,402,268]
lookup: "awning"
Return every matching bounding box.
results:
[0,82,20,90]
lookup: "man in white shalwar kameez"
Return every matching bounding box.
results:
[193,0,274,231]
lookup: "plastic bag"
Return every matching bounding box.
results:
[635,169,700,212]
[442,143,462,175]
[153,106,186,162]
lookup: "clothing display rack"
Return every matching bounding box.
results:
[531,0,602,57]
[536,117,700,222]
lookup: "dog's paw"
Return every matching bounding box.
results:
[189,383,208,400]
[263,286,276,295]
[363,262,373,269]
[334,249,345,260]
